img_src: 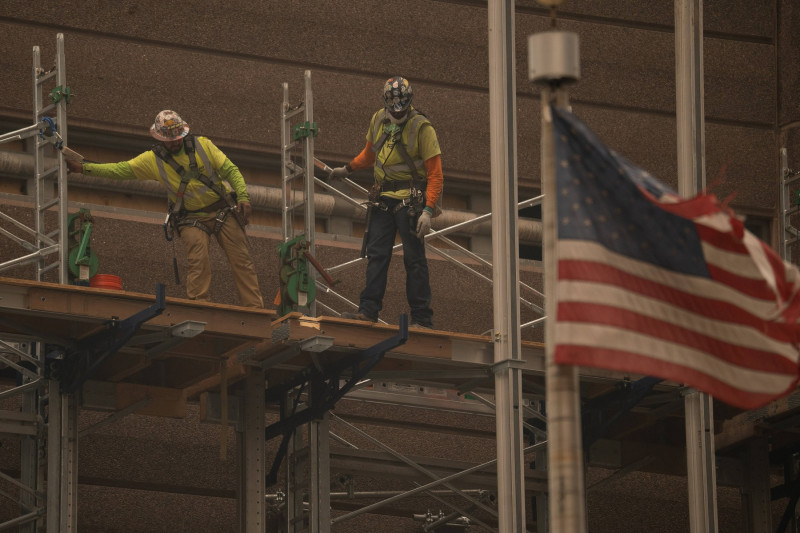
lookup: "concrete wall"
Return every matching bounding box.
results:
[0,1,797,531]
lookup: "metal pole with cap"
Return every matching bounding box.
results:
[529,2,586,531]
[488,1,526,531]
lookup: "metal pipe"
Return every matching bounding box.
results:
[265,489,490,502]
[0,150,543,243]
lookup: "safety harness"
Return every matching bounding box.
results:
[153,135,242,240]
[370,110,428,216]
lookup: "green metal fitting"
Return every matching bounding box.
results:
[292,121,318,140]
[49,85,73,104]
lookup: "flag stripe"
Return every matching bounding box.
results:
[557,300,797,373]
[559,241,791,326]
[554,323,797,395]
[558,277,797,359]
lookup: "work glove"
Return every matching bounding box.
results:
[65,159,83,174]
[328,166,350,183]
[237,201,252,225]
[415,208,432,239]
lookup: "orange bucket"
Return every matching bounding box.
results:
[90,274,123,291]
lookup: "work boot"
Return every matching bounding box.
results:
[409,321,433,329]
[340,311,378,323]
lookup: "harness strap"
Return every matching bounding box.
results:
[153,137,198,216]
[173,207,233,237]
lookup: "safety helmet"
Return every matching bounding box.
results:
[383,76,413,113]
[149,110,190,141]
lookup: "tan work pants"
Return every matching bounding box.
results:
[180,214,264,308]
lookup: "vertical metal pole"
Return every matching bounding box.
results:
[284,394,305,533]
[675,0,706,194]
[675,1,718,531]
[308,413,330,533]
[32,45,44,282]
[240,370,266,533]
[542,86,587,533]
[55,33,68,284]
[303,70,317,318]
[780,148,790,261]
[488,1,526,531]
[684,391,718,532]
[46,380,61,533]
[281,83,293,242]
[740,438,772,533]
[59,393,78,532]
[19,363,40,533]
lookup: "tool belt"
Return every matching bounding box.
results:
[372,180,426,215]
[164,193,240,240]
[173,206,234,237]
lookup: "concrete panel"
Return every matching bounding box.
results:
[779,0,800,127]
[517,0,776,38]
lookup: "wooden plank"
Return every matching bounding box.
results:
[0,276,275,337]
[714,393,800,451]
[274,314,546,370]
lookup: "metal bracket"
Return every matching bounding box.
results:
[51,284,167,393]
[292,121,317,140]
[490,358,528,374]
[263,315,409,486]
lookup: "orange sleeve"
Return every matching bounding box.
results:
[348,142,376,171]
[423,154,443,210]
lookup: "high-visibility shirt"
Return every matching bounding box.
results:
[82,136,249,214]
[348,108,443,208]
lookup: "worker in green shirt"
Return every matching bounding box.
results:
[66,110,263,308]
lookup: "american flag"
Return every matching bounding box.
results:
[551,106,800,410]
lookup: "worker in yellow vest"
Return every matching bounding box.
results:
[329,77,443,328]
[66,110,264,308]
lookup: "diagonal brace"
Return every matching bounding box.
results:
[55,284,166,393]
[264,315,408,486]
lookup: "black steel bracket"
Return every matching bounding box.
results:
[51,284,166,393]
[264,315,409,487]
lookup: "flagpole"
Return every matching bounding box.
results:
[530,22,586,532]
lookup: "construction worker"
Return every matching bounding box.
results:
[65,110,264,308]
[329,76,443,328]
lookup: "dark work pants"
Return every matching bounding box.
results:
[358,198,433,326]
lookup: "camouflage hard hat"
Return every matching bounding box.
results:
[149,110,190,141]
[383,76,413,113]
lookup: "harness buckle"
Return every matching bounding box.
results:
[163,212,175,242]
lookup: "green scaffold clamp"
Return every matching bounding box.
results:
[49,85,73,104]
[67,208,99,285]
[292,121,318,141]
[275,234,339,318]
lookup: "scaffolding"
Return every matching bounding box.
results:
[269,49,536,529]
[0,33,78,533]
